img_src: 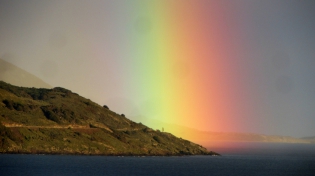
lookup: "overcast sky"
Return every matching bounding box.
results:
[0,0,314,137]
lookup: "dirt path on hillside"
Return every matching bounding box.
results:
[2,123,90,129]
[2,123,143,133]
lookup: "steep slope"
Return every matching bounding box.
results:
[0,81,218,155]
[0,59,51,88]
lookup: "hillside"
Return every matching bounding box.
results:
[0,59,51,88]
[0,81,218,156]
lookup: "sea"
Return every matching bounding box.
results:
[0,143,314,176]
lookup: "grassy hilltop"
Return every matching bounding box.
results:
[0,81,218,156]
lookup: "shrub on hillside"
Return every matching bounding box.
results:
[41,107,60,123]
[153,136,162,143]
[2,100,13,110]
[103,105,109,109]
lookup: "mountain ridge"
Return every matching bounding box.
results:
[0,59,51,88]
[0,81,218,156]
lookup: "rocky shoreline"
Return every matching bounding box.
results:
[0,151,220,156]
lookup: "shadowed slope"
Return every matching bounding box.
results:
[0,59,51,88]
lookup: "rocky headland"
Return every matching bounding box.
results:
[0,81,219,156]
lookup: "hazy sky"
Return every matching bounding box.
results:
[0,0,314,138]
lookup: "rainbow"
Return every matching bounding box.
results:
[121,0,256,139]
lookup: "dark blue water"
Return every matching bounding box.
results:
[205,142,315,157]
[1,143,315,175]
[0,154,314,176]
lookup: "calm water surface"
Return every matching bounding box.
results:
[1,143,314,176]
[1,154,314,175]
